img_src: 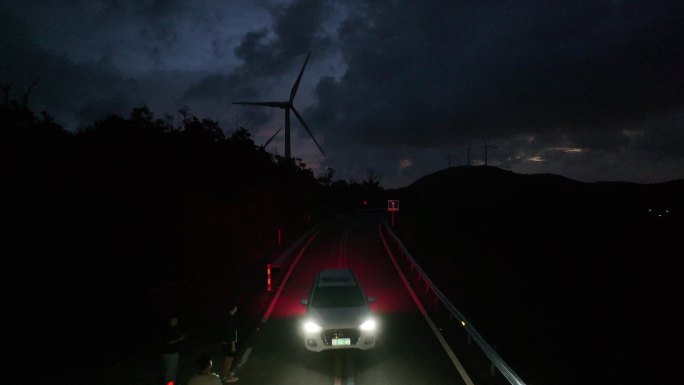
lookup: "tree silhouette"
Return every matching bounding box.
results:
[5,102,390,380]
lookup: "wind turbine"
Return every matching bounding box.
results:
[232,51,324,160]
[263,126,282,149]
[465,143,472,166]
[483,140,497,166]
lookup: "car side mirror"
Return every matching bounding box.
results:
[300,298,308,305]
[367,297,376,303]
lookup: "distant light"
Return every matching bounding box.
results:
[658,214,662,217]
[666,210,669,213]
[363,200,368,206]
[461,320,466,326]
[648,208,652,212]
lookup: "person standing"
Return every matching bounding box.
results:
[221,304,239,383]
[162,316,186,385]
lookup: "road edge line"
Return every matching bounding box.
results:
[378,224,475,385]
[260,226,323,324]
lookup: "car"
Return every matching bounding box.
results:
[300,269,377,351]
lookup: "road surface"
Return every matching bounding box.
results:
[234,211,469,385]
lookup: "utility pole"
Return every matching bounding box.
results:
[483,141,497,166]
[467,144,472,166]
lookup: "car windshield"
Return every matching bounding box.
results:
[311,286,366,308]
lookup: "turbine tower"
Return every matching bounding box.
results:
[233,51,324,160]
[483,140,497,166]
[465,143,472,166]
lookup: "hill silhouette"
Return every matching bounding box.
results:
[391,166,682,385]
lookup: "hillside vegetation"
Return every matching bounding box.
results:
[393,166,682,385]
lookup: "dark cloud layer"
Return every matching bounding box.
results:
[2,0,683,186]
[311,1,684,144]
[304,0,684,185]
[184,0,335,100]
[181,0,337,129]
[0,6,141,126]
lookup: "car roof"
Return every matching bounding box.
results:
[316,269,358,287]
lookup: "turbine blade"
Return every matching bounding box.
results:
[292,106,325,156]
[289,51,311,103]
[233,101,288,108]
[263,126,283,148]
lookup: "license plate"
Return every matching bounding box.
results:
[332,338,351,346]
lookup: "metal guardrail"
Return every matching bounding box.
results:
[271,221,325,269]
[383,223,527,385]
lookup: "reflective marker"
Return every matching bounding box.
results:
[267,263,272,292]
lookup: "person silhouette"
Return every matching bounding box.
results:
[188,354,222,385]
[221,304,239,383]
[162,316,186,385]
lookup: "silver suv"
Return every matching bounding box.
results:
[300,269,377,351]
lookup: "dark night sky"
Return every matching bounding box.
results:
[2,0,683,187]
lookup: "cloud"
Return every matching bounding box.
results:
[310,1,684,145]
[1,0,682,185]
[302,0,684,184]
[0,0,275,128]
[183,0,336,102]
[0,6,143,128]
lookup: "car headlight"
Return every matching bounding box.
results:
[304,320,322,333]
[359,319,376,331]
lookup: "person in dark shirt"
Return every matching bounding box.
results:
[221,304,239,383]
[162,316,186,384]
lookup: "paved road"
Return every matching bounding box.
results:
[232,211,469,385]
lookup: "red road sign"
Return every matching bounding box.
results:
[388,200,399,212]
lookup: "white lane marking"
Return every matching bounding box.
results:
[378,225,475,385]
[338,229,348,268]
[344,230,350,268]
[260,227,323,324]
[236,347,252,369]
[337,231,343,267]
[345,351,355,385]
[334,353,342,385]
